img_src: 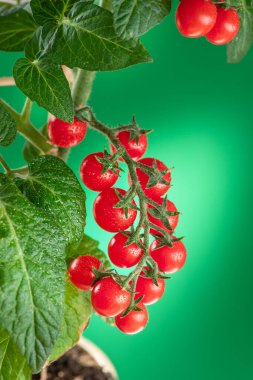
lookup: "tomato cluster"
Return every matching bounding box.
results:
[176,0,240,45]
[48,117,187,335]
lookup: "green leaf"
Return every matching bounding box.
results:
[49,279,92,362]
[37,1,152,71]
[0,173,67,372]
[0,327,31,380]
[13,27,74,122]
[0,9,37,52]
[0,102,16,147]
[227,8,253,63]
[13,57,74,122]
[0,2,30,17]
[31,0,77,25]
[112,0,171,39]
[68,233,110,269]
[15,155,86,245]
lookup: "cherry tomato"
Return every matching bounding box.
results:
[68,255,101,291]
[80,152,119,191]
[91,277,131,317]
[132,158,171,200]
[206,7,240,45]
[148,197,179,235]
[150,239,187,274]
[93,188,137,232]
[48,116,87,148]
[136,268,165,305]
[110,131,148,161]
[176,0,217,38]
[115,302,148,334]
[108,232,143,268]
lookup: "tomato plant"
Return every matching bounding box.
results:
[0,0,248,377]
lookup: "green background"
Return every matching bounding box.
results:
[1,7,253,380]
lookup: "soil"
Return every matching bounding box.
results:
[32,345,114,380]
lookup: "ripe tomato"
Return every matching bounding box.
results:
[68,255,101,291]
[110,131,148,161]
[93,188,137,232]
[132,158,171,200]
[206,7,240,45]
[136,268,165,305]
[115,302,148,334]
[108,232,143,268]
[48,116,87,148]
[148,197,179,235]
[150,239,187,274]
[176,0,217,38]
[80,152,119,191]
[91,277,131,317]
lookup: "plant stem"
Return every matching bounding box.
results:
[0,98,53,153]
[0,154,12,174]
[40,366,48,380]
[19,122,53,153]
[21,98,33,124]
[0,77,15,86]
[100,0,112,11]
[12,166,29,177]
[71,69,95,109]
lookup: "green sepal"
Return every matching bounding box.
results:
[114,188,139,219]
[146,159,170,189]
[95,148,123,175]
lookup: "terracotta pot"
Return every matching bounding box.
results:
[78,337,118,380]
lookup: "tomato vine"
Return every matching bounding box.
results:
[0,0,248,378]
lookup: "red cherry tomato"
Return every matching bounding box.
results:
[110,131,148,161]
[108,232,143,268]
[93,188,137,232]
[150,239,187,274]
[91,277,131,317]
[136,268,165,305]
[148,197,179,235]
[206,7,240,45]
[80,152,119,191]
[68,255,101,291]
[115,302,148,334]
[176,0,217,38]
[48,116,87,148]
[132,158,171,200]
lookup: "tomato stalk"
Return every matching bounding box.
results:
[0,98,53,154]
[100,0,112,11]
[20,98,33,125]
[0,154,12,174]
[71,69,96,109]
[81,108,161,308]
